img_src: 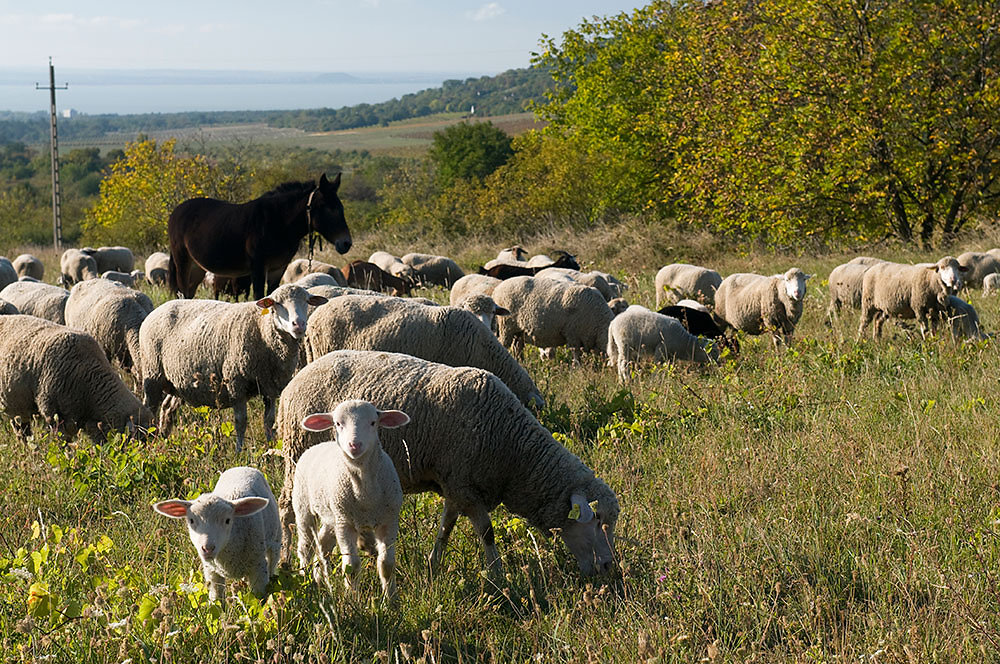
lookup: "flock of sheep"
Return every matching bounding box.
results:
[0,240,992,605]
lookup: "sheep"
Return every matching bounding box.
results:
[139,284,327,451]
[984,273,1000,296]
[60,248,98,286]
[957,251,1000,289]
[11,254,43,281]
[294,272,341,289]
[534,267,618,301]
[607,305,719,381]
[0,257,16,291]
[491,276,616,363]
[858,257,968,339]
[450,274,501,306]
[526,254,554,267]
[654,263,723,307]
[479,251,580,279]
[341,260,411,296]
[64,278,155,378]
[455,293,509,332]
[713,268,812,347]
[826,259,886,320]
[293,400,410,598]
[946,296,987,341]
[154,466,280,604]
[675,298,709,313]
[0,281,70,324]
[145,252,170,286]
[658,302,736,354]
[82,245,135,273]
[303,295,542,407]
[281,258,348,286]
[276,350,619,577]
[401,252,465,288]
[495,246,527,263]
[368,251,417,283]
[100,270,135,287]
[0,315,152,441]
[0,298,18,315]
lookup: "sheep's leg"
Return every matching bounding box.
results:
[858,305,876,339]
[314,523,338,588]
[158,394,181,438]
[277,461,298,568]
[429,500,460,575]
[12,417,31,441]
[232,400,247,452]
[296,511,317,579]
[467,506,501,574]
[334,522,361,592]
[374,522,399,600]
[262,396,277,442]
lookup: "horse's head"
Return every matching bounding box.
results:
[310,173,352,255]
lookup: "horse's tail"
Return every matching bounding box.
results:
[168,252,180,297]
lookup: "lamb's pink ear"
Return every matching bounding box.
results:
[256,297,275,310]
[494,306,510,316]
[378,410,410,429]
[301,412,336,432]
[307,295,328,306]
[153,500,191,518]
[232,497,270,517]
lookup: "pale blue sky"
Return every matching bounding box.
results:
[0,1,639,74]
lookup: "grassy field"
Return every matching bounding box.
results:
[58,112,544,158]
[5,224,1000,662]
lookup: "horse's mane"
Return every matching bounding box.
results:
[260,180,314,198]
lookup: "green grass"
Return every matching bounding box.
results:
[5,227,1000,662]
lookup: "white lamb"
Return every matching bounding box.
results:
[607,305,718,381]
[713,268,812,347]
[154,466,280,604]
[293,400,410,599]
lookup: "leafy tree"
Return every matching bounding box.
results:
[428,121,514,185]
[535,0,1000,245]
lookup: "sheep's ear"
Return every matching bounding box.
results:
[494,306,510,316]
[232,497,270,517]
[377,409,410,429]
[301,413,335,432]
[569,493,594,523]
[153,500,191,518]
[307,295,328,307]
[959,265,970,272]
[256,297,275,310]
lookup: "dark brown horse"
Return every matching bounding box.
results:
[168,173,351,299]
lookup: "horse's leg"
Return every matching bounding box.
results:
[251,263,267,302]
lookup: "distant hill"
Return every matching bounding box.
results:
[0,66,554,145]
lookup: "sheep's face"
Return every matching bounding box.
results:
[153,494,269,563]
[783,270,811,302]
[301,400,410,461]
[934,257,968,293]
[258,285,327,339]
[559,492,619,576]
[460,295,509,332]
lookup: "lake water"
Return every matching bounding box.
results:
[0,80,448,115]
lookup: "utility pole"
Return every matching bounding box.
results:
[36,57,68,251]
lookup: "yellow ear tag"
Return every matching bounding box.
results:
[260,307,270,315]
[568,504,581,520]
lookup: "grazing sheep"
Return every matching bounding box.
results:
[402,252,465,288]
[0,281,70,324]
[0,258,16,291]
[293,401,410,598]
[479,251,580,279]
[714,268,812,347]
[957,251,1000,289]
[455,293,509,332]
[341,260,411,296]
[100,270,134,287]
[492,276,616,362]
[139,284,327,451]
[534,267,618,302]
[281,258,348,286]
[304,295,542,406]
[654,263,723,307]
[450,274,501,306]
[145,252,170,286]
[826,259,887,320]
[607,305,719,381]
[276,350,619,577]
[946,296,987,341]
[658,302,735,354]
[60,249,98,286]
[858,257,968,339]
[0,298,18,315]
[154,466,280,604]
[64,279,154,377]
[368,251,417,283]
[0,315,152,440]
[11,254,43,281]
[82,246,135,273]
[984,273,1000,296]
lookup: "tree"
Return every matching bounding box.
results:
[535,0,1000,245]
[428,121,514,185]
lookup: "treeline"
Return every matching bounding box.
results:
[0,67,553,144]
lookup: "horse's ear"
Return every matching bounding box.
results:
[319,173,328,186]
